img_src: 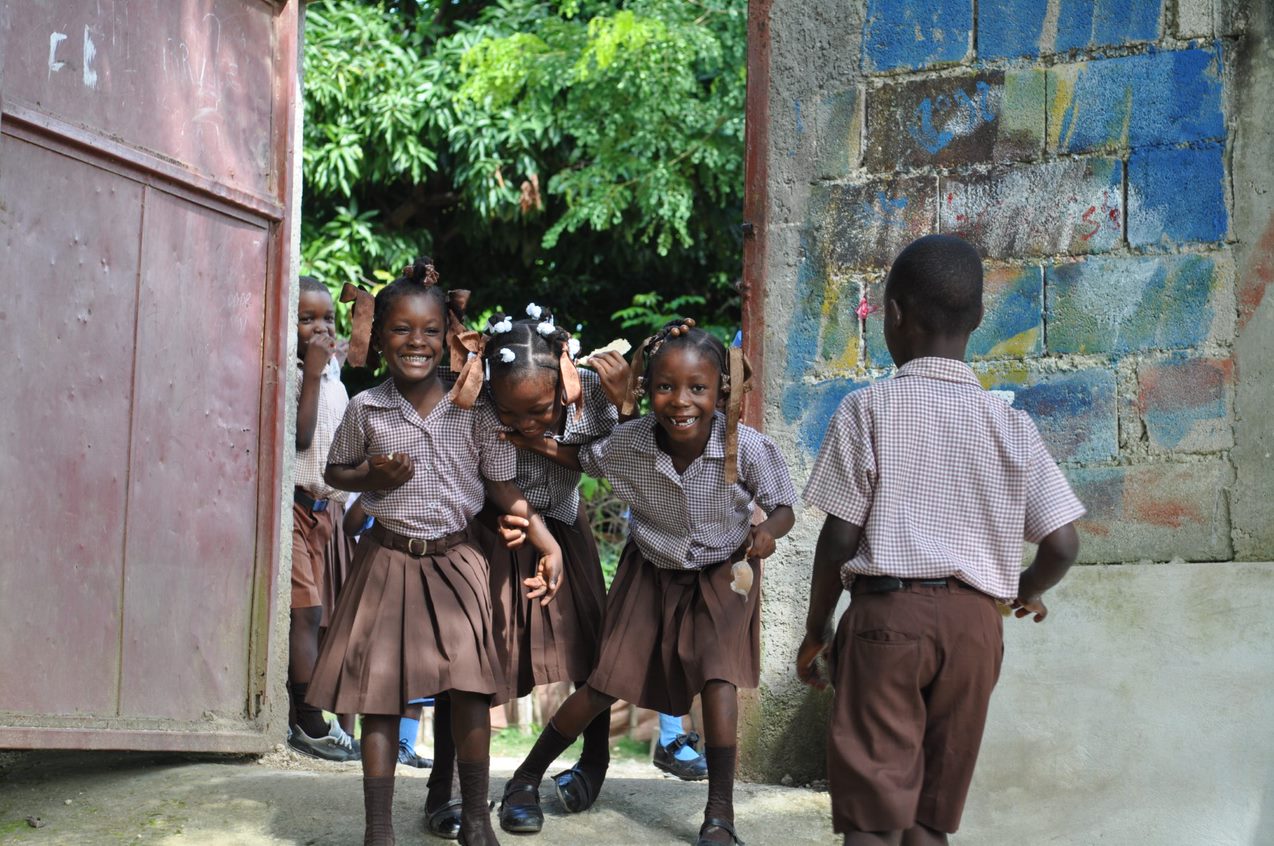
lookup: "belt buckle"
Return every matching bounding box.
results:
[407,537,426,556]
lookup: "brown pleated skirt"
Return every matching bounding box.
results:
[587,541,761,716]
[307,533,507,716]
[320,500,357,628]
[473,504,607,701]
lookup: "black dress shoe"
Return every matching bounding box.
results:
[497,781,543,834]
[696,817,745,846]
[553,764,603,813]
[425,798,462,840]
[653,732,708,781]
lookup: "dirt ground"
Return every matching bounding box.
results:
[0,748,834,845]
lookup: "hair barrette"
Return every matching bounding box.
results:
[490,316,513,334]
[536,321,556,337]
[567,338,581,360]
[498,347,516,363]
[526,303,543,320]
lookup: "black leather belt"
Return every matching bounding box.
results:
[294,487,329,513]
[371,524,467,557]
[851,575,971,596]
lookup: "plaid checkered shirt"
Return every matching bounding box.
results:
[327,379,516,539]
[802,357,1086,601]
[579,413,797,570]
[511,368,618,524]
[293,357,349,502]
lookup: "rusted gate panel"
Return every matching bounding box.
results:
[0,0,299,751]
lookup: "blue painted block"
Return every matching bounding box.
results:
[980,0,1161,59]
[1050,48,1225,153]
[862,0,972,72]
[1046,254,1224,354]
[1006,369,1118,463]
[1128,144,1228,246]
[782,378,872,457]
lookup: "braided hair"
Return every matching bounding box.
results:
[482,305,573,387]
[633,319,730,401]
[368,256,462,364]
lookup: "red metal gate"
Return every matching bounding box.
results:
[0,0,300,751]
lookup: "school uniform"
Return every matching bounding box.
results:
[803,357,1086,834]
[308,379,517,716]
[292,357,349,611]
[580,412,796,716]
[472,369,615,701]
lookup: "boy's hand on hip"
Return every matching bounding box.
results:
[366,453,414,490]
[303,334,337,378]
[497,514,530,549]
[796,632,830,690]
[1011,594,1048,622]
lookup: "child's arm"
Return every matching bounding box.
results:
[500,432,585,472]
[296,335,337,450]
[484,478,564,606]
[796,515,861,690]
[1012,522,1079,622]
[342,497,369,536]
[746,505,796,559]
[325,453,414,492]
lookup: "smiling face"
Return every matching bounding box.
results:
[376,291,445,388]
[297,289,335,361]
[648,345,722,450]
[490,367,561,439]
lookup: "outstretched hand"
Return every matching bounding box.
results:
[795,632,830,690]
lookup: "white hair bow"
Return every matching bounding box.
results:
[525,303,542,320]
[490,316,513,334]
[498,347,516,363]
[567,338,581,359]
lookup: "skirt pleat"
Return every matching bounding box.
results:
[308,535,506,716]
[587,541,761,715]
[320,501,356,628]
[475,505,606,701]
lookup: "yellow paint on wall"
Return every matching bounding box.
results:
[984,327,1041,359]
[976,363,1030,388]
[1047,65,1079,150]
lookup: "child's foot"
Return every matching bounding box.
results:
[425,798,462,840]
[653,732,707,781]
[552,763,606,812]
[497,780,543,833]
[398,738,433,769]
[288,720,359,763]
[695,818,743,846]
[458,815,501,846]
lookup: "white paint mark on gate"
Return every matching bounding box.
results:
[82,26,98,89]
[48,32,67,76]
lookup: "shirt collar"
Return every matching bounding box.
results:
[893,357,982,388]
[633,412,726,459]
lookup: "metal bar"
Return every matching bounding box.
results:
[3,101,285,223]
[0,727,274,754]
[741,0,772,430]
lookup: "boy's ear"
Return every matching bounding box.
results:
[971,302,985,332]
[886,297,905,329]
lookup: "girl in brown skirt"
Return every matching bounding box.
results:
[497,320,798,846]
[309,258,564,846]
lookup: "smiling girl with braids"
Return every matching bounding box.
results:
[497,319,797,846]
[307,258,563,846]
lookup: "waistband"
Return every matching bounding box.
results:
[849,575,980,597]
[370,523,468,557]
[294,487,329,513]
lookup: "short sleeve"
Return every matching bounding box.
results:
[475,403,517,482]
[577,433,612,480]
[326,399,368,468]
[740,431,797,513]
[802,391,876,526]
[1022,426,1086,543]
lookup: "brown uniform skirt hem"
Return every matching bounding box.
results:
[320,500,356,628]
[587,541,760,716]
[474,505,607,701]
[308,533,507,715]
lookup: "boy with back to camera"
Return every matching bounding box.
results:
[796,235,1085,846]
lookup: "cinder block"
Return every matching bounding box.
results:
[1137,355,1234,452]
[980,0,1161,59]
[864,70,1045,169]
[1047,49,1224,153]
[939,159,1123,258]
[1069,461,1233,563]
[863,264,1043,368]
[997,368,1118,463]
[1128,144,1229,247]
[814,175,938,270]
[1046,252,1236,355]
[780,377,872,457]
[861,0,972,72]
[815,87,861,181]
[1175,0,1214,38]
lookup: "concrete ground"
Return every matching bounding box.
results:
[0,749,835,845]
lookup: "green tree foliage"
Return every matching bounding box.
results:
[301,0,745,343]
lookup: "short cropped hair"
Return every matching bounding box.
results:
[884,235,983,334]
[299,275,329,297]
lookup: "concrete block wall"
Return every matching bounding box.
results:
[747,0,1274,839]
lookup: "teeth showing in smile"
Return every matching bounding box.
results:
[669,416,699,429]
[401,354,431,364]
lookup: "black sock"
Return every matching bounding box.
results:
[426,696,458,812]
[575,708,611,786]
[702,746,737,843]
[511,722,576,787]
[457,759,498,845]
[363,775,396,846]
[290,682,328,739]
